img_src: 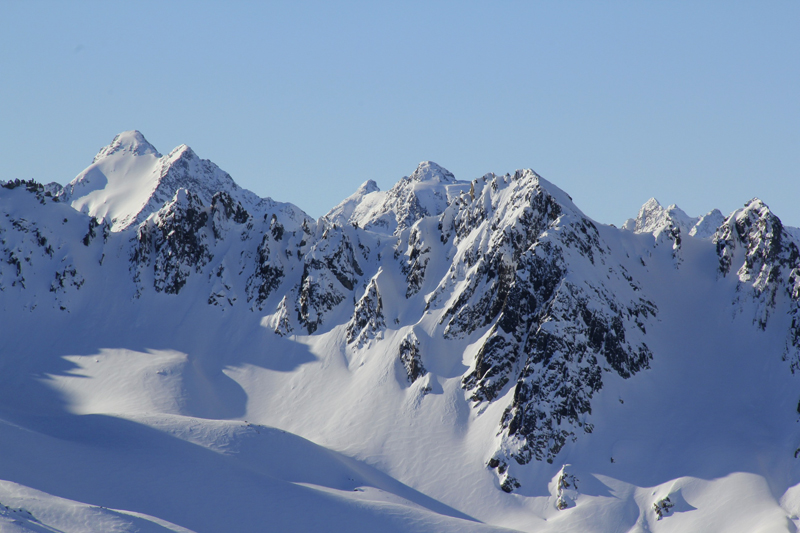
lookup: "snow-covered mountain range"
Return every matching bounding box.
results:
[2,131,800,532]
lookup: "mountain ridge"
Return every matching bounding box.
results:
[2,131,800,532]
[59,130,303,232]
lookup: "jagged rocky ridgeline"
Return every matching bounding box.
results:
[2,131,799,493]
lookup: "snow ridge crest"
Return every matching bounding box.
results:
[62,131,306,232]
[93,130,161,162]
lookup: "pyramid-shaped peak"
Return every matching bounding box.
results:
[642,197,662,209]
[410,161,456,183]
[741,197,771,214]
[322,179,382,227]
[727,198,780,229]
[637,198,691,221]
[166,143,197,161]
[358,179,380,194]
[624,197,696,234]
[93,130,161,162]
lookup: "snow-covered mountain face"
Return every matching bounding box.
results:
[59,131,286,232]
[2,132,800,533]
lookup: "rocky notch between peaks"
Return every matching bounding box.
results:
[2,131,800,496]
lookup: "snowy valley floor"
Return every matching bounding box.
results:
[2,282,800,532]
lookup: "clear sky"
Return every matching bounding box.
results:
[2,1,798,226]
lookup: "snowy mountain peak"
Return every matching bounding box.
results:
[642,196,663,213]
[689,208,725,238]
[58,131,297,232]
[331,162,467,235]
[518,169,582,216]
[409,161,456,183]
[92,130,161,163]
[737,197,770,219]
[166,143,197,162]
[323,179,381,226]
[623,197,697,236]
[359,179,380,194]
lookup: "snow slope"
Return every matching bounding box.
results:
[59,131,295,232]
[2,132,800,532]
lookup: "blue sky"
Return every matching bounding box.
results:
[2,1,798,225]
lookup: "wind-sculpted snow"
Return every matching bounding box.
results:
[6,131,800,532]
[554,465,579,510]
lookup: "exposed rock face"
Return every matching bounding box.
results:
[82,216,109,247]
[270,295,294,336]
[211,191,250,239]
[554,465,579,510]
[245,222,287,310]
[132,189,212,295]
[653,497,674,520]
[713,199,800,367]
[399,225,432,299]
[294,224,362,334]
[398,332,426,384]
[431,170,657,468]
[0,183,70,295]
[347,277,386,347]
[0,155,666,485]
